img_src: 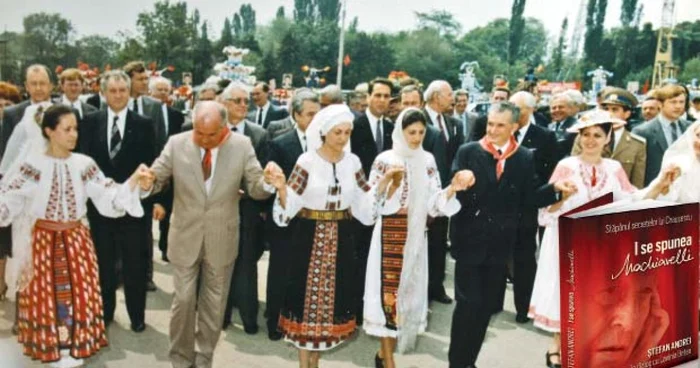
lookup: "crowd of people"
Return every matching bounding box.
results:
[0,62,697,368]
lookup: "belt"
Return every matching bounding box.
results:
[35,219,82,231]
[298,208,352,221]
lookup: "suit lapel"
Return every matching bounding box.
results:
[186,138,207,194]
[97,110,110,159]
[652,120,668,152]
[479,148,498,185]
[611,130,629,159]
[209,139,232,198]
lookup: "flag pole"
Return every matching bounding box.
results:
[336,0,348,88]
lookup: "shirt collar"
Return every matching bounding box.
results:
[658,113,677,126]
[494,140,511,153]
[425,105,440,123]
[228,119,245,132]
[259,101,270,111]
[61,95,80,106]
[108,107,128,121]
[365,108,382,123]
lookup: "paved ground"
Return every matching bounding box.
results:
[1,242,698,367]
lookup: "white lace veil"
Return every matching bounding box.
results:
[659,121,700,202]
[0,104,49,294]
[391,107,432,353]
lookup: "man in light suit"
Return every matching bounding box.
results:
[145,101,278,368]
[56,68,97,119]
[572,88,647,188]
[453,89,478,140]
[248,82,288,129]
[633,83,692,186]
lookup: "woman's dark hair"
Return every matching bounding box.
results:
[41,105,76,139]
[581,122,613,136]
[401,109,427,129]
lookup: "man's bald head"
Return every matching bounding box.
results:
[192,101,228,149]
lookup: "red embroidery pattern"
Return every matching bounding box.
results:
[63,164,78,220]
[355,170,371,193]
[45,166,63,220]
[380,214,408,330]
[18,223,107,362]
[288,164,309,196]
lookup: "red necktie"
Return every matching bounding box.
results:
[202,149,212,181]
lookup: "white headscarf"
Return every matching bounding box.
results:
[305,104,355,153]
[390,107,432,353]
[658,121,700,201]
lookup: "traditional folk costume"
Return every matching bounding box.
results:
[528,113,637,333]
[273,105,380,351]
[0,150,143,366]
[362,108,460,352]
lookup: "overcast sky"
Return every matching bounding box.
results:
[1,0,698,43]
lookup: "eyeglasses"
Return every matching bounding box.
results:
[226,97,249,105]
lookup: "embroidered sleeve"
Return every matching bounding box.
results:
[273,163,308,226]
[355,170,371,193]
[0,163,41,226]
[287,164,309,196]
[83,163,143,218]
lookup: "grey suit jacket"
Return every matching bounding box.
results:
[632,117,691,186]
[141,96,168,151]
[148,131,273,268]
[0,101,31,158]
[266,117,294,140]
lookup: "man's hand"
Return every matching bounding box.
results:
[553,179,577,200]
[264,162,285,189]
[451,170,476,191]
[153,204,166,221]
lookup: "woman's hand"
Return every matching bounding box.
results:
[378,166,404,195]
[129,164,154,191]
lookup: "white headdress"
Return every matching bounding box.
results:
[305,104,355,152]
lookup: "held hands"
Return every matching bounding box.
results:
[451,170,476,192]
[130,164,155,191]
[657,164,681,195]
[264,162,286,190]
[553,179,578,201]
[153,204,166,221]
[378,166,405,194]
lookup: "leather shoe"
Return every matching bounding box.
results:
[268,329,283,341]
[244,324,259,335]
[222,319,231,330]
[131,323,146,333]
[430,292,453,304]
[515,314,531,324]
[146,280,157,292]
[161,252,169,262]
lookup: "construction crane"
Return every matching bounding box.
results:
[652,0,678,88]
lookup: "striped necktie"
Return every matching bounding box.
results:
[109,116,122,160]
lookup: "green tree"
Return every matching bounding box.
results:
[114,31,146,66]
[620,0,638,28]
[193,21,214,83]
[317,0,341,24]
[219,18,234,50]
[508,0,527,67]
[343,32,395,88]
[393,28,458,86]
[240,4,256,35]
[583,0,609,66]
[0,31,24,83]
[136,1,197,74]
[414,10,462,38]
[21,12,74,67]
[75,35,119,68]
[551,17,568,80]
[680,57,700,83]
[294,0,315,23]
[276,6,285,19]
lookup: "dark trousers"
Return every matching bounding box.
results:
[428,217,449,296]
[449,260,505,367]
[494,227,538,316]
[91,215,148,325]
[224,210,264,328]
[158,214,171,255]
[353,221,374,323]
[265,221,291,332]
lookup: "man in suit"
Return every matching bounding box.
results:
[448,102,569,368]
[350,77,395,322]
[547,93,578,160]
[572,88,647,188]
[123,61,167,291]
[145,100,277,368]
[79,70,157,332]
[348,91,368,117]
[248,82,288,129]
[633,83,692,186]
[149,76,185,262]
[453,89,478,140]
[219,83,270,334]
[495,91,558,323]
[266,88,319,140]
[641,97,661,123]
[467,87,511,142]
[422,80,465,304]
[400,85,423,109]
[57,68,97,119]
[318,84,344,108]
[264,89,320,340]
[1,64,54,158]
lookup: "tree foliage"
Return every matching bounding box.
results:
[508,0,527,67]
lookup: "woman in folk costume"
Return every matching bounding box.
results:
[0,105,151,367]
[362,108,473,368]
[271,104,400,368]
[528,110,676,368]
[640,120,700,326]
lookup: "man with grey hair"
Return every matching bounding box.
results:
[449,102,569,368]
[264,88,320,340]
[348,91,368,116]
[422,80,463,305]
[548,92,578,159]
[267,88,320,139]
[318,84,344,108]
[218,82,271,335]
[142,100,280,368]
[80,69,157,333]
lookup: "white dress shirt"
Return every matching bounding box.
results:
[128,96,144,115]
[107,108,128,152]
[516,116,534,145]
[61,95,83,118]
[425,105,449,142]
[161,103,170,136]
[256,102,271,125]
[365,108,384,142]
[296,127,307,152]
[228,120,246,135]
[199,147,220,194]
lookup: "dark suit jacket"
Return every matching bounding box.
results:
[53,96,98,119]
[267,128,304,180]
[266,117,294,140]
[632,117,691,186]
[140,96,168,149]
[520,123,558,187]
[152,106,185,210]
[467,115,487,143]
[422,125,449,187]
[350,113,394,179]
[248,104,289,129]
[79,110,157,183]
[240,121,270,222]
[547,116,577,160]
[423,108,464,169]
[86,94,104,110]
[1,101,31,158]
